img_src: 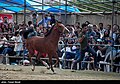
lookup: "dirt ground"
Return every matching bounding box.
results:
[0,64,120,80]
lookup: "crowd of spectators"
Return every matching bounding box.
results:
[0,13,120,72]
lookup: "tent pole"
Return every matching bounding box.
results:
[111,0,116,72]
[65,0,67,25]
[24,0,26,25]
[42,0,44,34]
[23,0,26,61]
[15,12,18,24]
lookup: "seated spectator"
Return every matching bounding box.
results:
[57,38,65,58]
[1,42,15,64]
[0,35,7,54]
[97,40,117,61]
[27,28,37,38]
[61,40,76,69]
[97,39,117,71]
[92,25,101,40]
[1,45,14,56]
[113,52,120,72]
[81,52,95,70]
[71,42,81,70]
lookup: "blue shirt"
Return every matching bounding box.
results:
[37,17,51,28]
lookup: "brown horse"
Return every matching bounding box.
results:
[23,21,70,73]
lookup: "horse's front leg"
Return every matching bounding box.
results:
[39,59,50,69]
[28,51,35,71]
[29,54,35,71]
[48,54,55,73]
[26,43,35,71]
[52,52,62,68]
[28,54,35,71]
[31,56,35,71]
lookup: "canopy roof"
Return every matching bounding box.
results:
[68,0,120,13]
[0,0,35,12]
[0,0,80,13]
[1,0,120,14]
[34,6,80,13]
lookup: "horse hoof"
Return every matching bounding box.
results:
[52,65,55,67]
[47,67,50,70]
[71,70,76,72]
[53,72,56,74]
[32,69,34,71]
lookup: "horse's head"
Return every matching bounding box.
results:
[54,21,70,34]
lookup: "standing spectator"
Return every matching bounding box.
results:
[85,21,90,25]
[98,23,106,39]
[92,25,101,40]
[74,22,81,37]
[78,23,99,70]
[8,23,13,33]
[87,24,96,38]
[50,14,56,26]
[115,30,120,50]
[37,14,51,33]
[32,13,38,30]
[14,22,19,32]
[27,21,34,29]
[112,24,119,43]
[11,31,23,56]
[2,17,9,32]
[106,24,112,37]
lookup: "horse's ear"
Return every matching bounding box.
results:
[56,20,62,24]
[56,20,62,27]
[55,21,59,26]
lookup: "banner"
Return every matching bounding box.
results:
[0,14,13,23]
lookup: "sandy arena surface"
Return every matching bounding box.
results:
[0,64,120,80]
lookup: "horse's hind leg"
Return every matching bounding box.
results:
[28,48,35,71]
[37,52,50,69]
[39,59,50,69]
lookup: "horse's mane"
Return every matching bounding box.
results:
[44,24,55,37]
[22,25,55,39]
[44,21,62,37]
